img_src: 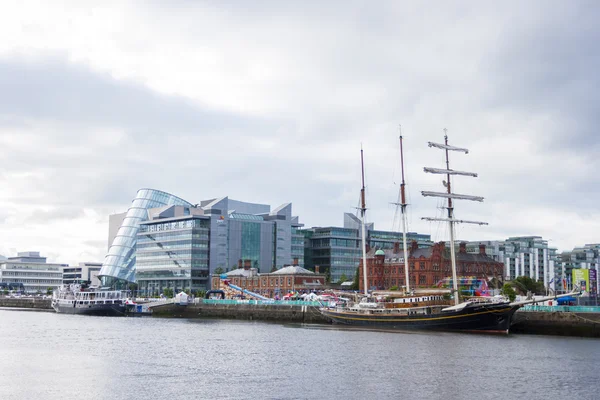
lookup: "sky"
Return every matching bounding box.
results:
[1,1,599,264]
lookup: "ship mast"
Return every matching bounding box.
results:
[421,130,487,305]
[360,146,368,296]
[391,128,411,294]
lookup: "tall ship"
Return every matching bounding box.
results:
[320,131,573,334]
[52,283,128,316]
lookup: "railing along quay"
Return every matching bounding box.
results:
[520,305,600,313]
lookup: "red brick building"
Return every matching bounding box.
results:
[358,241,504,292]
[211,259,326,298]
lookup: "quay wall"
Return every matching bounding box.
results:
[512,310,600,338]
[0,298,52,310]
[150,301,330,324]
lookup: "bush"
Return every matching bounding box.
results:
[501,283,517,302]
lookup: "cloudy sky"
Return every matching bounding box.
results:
[1,1,599,264]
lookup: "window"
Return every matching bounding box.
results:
[419,262,425,270]
[419,275,426,285]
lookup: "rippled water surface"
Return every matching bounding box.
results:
[0,310,598,400]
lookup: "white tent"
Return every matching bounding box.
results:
[175,291,189,305]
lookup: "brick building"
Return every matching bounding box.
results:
[211,259,326,298]
[359,241,504,292]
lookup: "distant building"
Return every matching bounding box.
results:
[559,244,600,293]
[358,242,504,292]
[62,262,102,286]
[136,205,210,296]
[465,236,557,288]
[302,212,432,284]
[100,188,305,292]
[0,251,66,293]
[211,259,326,298]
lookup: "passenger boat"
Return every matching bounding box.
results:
[51,283,128,316]
[320,131,574,334]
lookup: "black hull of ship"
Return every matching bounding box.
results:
[52,304,126,317]
[320,303,520,334]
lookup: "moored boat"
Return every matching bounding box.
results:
[52,283,128,316]
[319,131,578,333]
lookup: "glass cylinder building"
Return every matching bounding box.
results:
[98,188,192,288]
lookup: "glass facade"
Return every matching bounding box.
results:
[303,227,361,283]
[304,226,433,283]
[241,221,261,262]
[98,189,192,287]
[136,217,210,295]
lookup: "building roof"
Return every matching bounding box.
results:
[368,245,499,264]
[271,265,315,275]
[225,268,257,277]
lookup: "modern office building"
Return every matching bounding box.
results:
[303,212,432,283]
[99,189,193,288]
[100,188,304,291]
[62,262,102,285]
[0,251,66,293]
[136,205,211,296]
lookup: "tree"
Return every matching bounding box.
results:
[46,287,53,295]
[350,266,359,291]
[513,276,545,295]
[214,267,224,275]
[325,268,331,284]
[389,285,399,291]
[128,283,138,297]
[501,283,517,302]
[338,273,348,284]
[163,288,174,298]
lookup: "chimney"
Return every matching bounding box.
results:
[366,244,371,254]
[238,259,242,269]
[459,242,467,254]
[244,259,251,270]
[315,265,320,274]
[393,242,400,254]
[479,244,486,255]
[293,258,299,266]
[410,240,418,252]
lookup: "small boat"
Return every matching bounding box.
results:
[320,131,577,334]
[51,283,128,316]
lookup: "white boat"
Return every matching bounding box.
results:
[51,283,128,316]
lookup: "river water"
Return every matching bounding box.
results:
[0,309,598,400]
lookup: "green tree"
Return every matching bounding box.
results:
[389,285,399,291]
[214,267,224,275]
[128,283,138,297]
[513,276,545,295]
[325,268,331,284]
[163,288,174,298]
[338,273,348,284]
[501,283,517,302]
[46,287,53,295]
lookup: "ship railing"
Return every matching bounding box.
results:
[519,305,600,313]
[203,299,324,307]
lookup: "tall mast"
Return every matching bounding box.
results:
[360,146,368,296]
[397,129,411,294]
[421,129,487,305]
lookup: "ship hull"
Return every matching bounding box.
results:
[320,303,519,334]
[52,302,126,316]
